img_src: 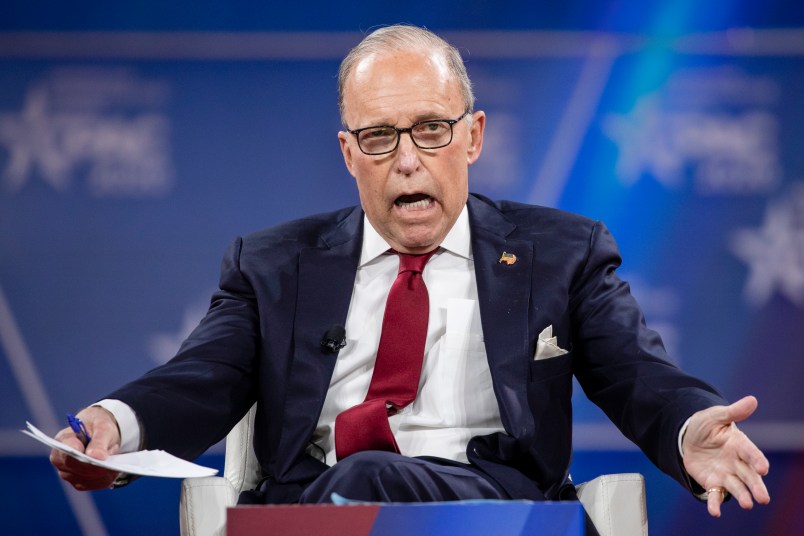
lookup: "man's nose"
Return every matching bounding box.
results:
[394,132,421,175]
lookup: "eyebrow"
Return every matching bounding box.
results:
[410,112,447,123]
[362,112,452,128]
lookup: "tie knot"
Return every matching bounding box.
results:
[396,250,436,274]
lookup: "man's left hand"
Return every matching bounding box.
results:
[682,395,770,517]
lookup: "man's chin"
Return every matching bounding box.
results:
[390,229,444,254]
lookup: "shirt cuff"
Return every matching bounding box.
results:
[678,416,692,458]
[94,399,142,453]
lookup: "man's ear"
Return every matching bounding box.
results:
[466,111,485,165]
[338,131,356,177]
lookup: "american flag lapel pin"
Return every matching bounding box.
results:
[498,251,517,265]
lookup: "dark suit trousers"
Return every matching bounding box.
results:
[294,451,599,535]
[298,451,510,503]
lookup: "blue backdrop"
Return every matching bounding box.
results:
[2,1,803,534]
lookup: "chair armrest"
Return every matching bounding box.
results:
[575,473,647,536]
[224,404,260,493]
[180,476,238,536]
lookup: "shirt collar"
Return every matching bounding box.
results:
[360,204,472,267]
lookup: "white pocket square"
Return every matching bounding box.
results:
[534,325,568,360]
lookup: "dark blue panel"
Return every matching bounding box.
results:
[370,501,583,536]
[4,1,804,31]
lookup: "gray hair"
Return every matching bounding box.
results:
[337,25,475,126]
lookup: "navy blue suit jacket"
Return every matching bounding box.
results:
[109,194,725,501]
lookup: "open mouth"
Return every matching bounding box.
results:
[395,193,432,210]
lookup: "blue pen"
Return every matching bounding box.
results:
[66,413,92,445]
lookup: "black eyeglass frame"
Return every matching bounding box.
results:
[346,111,470,156]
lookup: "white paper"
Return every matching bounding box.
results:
[22,421,218,478]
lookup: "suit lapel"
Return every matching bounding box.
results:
[276,207,363,478]
[467,196,535,438]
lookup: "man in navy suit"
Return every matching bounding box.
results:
[51,25,769,519]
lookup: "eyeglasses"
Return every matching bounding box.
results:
[347,112,469,156]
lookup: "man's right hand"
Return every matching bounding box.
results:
[49,405,122,490]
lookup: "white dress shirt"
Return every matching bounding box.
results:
[312,206,505,465]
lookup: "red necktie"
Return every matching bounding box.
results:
[334,249,436,461]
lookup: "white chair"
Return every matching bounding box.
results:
[180,406,648,536]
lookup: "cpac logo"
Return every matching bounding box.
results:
[0,67,174,197]
[604,67,782,196]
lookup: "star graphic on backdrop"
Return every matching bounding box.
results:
[729,187,804,307]
[0,88,72,192]
[602,96,685,189]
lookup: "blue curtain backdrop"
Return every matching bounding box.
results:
[2,1,803,534]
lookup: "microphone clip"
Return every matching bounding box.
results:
[321,325,347,354]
